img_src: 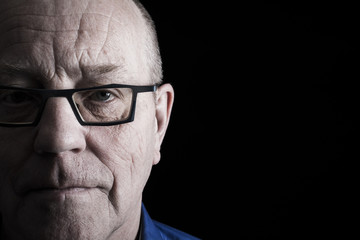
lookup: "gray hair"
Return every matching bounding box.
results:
[132,0,163,84]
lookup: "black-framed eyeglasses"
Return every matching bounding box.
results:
[0,84,157,127]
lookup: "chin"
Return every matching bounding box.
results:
[4,189,119,240]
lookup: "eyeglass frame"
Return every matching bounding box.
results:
[0,84,158,127]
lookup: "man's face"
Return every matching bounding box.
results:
[0,0,172,239]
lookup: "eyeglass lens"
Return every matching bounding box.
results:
[72,87,133,123]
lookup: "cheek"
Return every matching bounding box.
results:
[86,118,156,207]
[91,96,157,183]
[89,123,155,176]
[0,129,34,184]
[0,129,34,227]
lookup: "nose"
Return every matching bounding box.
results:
[33,97,87,154]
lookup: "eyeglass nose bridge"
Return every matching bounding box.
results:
[34,88,138,127]
[34,90,86,127]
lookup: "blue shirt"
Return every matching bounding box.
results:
[141,204,200,240]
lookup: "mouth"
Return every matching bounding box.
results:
[24,186,100,200]
[33,187,92,194]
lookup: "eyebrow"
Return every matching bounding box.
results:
[0,63,40,87]
[81,64,124,78]
[0,63,34,75]
[80,63,129,86]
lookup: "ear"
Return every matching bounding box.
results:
[153,83,174,165]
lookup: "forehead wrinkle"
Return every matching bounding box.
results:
[0,1,122,37]
[0,0,150,87]
[0,62,127,87]
[0,0,140,40]
[0,13,115,42]
[0,0,88,18]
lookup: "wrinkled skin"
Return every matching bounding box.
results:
[0,0,174,239]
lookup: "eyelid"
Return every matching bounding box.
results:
[75,88,125,102]
[90,88,126,99]
[108,88,126,99]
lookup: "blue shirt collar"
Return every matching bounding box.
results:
[140,204,164,240]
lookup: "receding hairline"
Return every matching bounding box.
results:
[130,0,163,84]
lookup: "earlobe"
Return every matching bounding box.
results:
[153,83,174,165]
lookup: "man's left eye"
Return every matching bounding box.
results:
[90,91,114,102]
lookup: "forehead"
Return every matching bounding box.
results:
[0,0,148,86]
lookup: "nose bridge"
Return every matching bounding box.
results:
[39,95,76,124]
[34,96,86,154]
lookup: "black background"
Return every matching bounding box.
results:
[141,1,359,239]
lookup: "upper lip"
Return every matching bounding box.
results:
[12,171,108,197]
[11,155,111,197]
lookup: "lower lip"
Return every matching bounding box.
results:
[26,187,96,200]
